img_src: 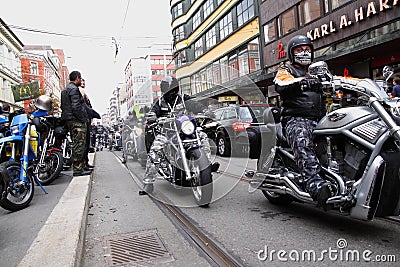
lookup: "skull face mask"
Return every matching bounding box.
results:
[293,50,312,66]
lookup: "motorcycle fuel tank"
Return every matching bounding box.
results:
[315,106,377,131]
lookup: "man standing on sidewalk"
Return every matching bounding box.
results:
[61,71,92,177]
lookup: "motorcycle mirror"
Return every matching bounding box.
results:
[308,61,333,82]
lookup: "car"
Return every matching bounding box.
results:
[210,104,271,159]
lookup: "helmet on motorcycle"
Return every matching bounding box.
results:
[54,125,68,137]
[34,95,53,111]
[160,76,179,95]
[287,35,314,66]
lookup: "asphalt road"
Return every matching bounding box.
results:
[121,151,400,267]
[0,171,73,267]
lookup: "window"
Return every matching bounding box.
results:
[278,7,297,37]
[263,20,276,44]
[193,9,202,30]
[174,25,185,42]
[248,38,260,72]
[213,61,221,85]
[203,0,214,18]
[205,26,216,49]
[30,61,38,75]
[219,12,233,40]
[216,0,224,6]
[228,53,239,80]
[237,0,255,27]
[331,0,352,10]
[299,0,321,26]
[195,38,203,58]
[172,2,183,19]
[238,47,249,76]
[220,56,229,83]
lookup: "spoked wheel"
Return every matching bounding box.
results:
[0,161,35,212]
[35,150,64,185]
[258,153,293,205]
[188,149,213,207]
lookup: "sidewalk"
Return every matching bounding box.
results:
[19,151,211,267]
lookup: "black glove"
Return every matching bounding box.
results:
[300,76,322,92]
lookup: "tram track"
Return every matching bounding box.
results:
[113,152,245,267]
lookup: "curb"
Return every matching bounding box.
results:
[18,153,95,267]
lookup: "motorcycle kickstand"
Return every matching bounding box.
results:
[32,171,48,194]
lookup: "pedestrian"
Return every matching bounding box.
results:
[79,78,95,169]
[391,77,400,97]
[61,71,91,177]
[274,35,335,210]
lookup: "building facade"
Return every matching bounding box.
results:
[0,18,24,106]
[170,0,265,105]
[259,0,399,93]
[150,54,175,100]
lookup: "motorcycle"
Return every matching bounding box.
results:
[145,111,213,206]
[0,109,48,211]
[30,116,64,185]
[121,119,147,167]
[247,61,400,221]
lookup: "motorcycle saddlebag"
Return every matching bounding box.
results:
[375,151,400,217]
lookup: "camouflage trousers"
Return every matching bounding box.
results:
[143,131,211,184]
[67,121,87,173]
[285,117,324,198]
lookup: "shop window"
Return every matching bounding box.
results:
[220,56,229,83]
[180,77,191,95]
[248,38,261,72]
[299,0,321,26]
[238,48,249,76]
[219,12,233,40]
[205,26,217,50]
[199,68,208,92]
[228,53,239,80]
[263,20,276,44]
[213,61,221,85]
[278,7,297,37]
[206,64,213,88]
[237,0,255,27]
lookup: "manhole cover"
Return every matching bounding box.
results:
[103,229,174,266]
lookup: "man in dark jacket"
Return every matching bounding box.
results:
[392,77,400,97]
[274,35,335,209]
[61,71,91,177]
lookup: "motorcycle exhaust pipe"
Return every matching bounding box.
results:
[250,172,314,203]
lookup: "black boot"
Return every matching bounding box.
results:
[316,182,336,211]
[211,162,220,172]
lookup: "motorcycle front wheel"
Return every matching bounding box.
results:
[0,161,35,211]
[35,150,64,185]
[187,149,213,207]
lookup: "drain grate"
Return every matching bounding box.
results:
[103,229,174,266]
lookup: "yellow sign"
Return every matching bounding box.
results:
[218,96,238,102]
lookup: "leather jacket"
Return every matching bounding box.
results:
[61,82,89,123]
[151,94,205,118]
[274,64,326,120]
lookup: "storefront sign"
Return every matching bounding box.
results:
[306,0,398,41]
[11,81,41,102]
[277,41,286,59]
[218,96,238,102]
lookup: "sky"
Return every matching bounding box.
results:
[0,0,173,115]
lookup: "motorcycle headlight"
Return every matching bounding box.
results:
[181,120,195,135]
[11,125,20,134]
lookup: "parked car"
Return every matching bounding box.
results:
[210,104,271,158]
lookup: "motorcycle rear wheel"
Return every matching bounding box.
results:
[0,161,34,211]
[188,149,213,207]
[35,150,64,185]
